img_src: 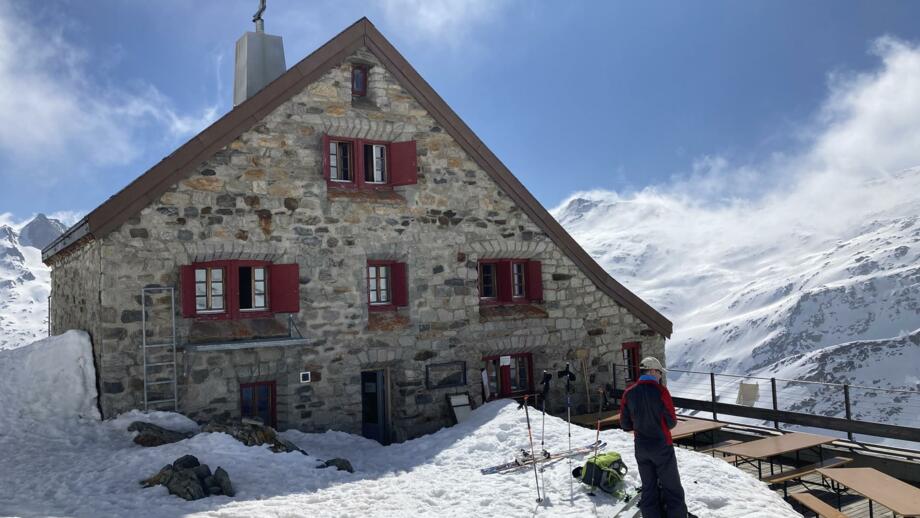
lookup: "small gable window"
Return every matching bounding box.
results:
[323,134,417,189]
[352,64,368,97]
[367,260,409,311]
[478,259,543,304]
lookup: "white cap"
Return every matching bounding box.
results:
[639,357,666,372]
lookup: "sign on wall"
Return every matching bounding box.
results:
[426,361,467,390]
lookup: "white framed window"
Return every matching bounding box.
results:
[367,264,391,305]
[239,266,268,311]
[479,263,497,299]
[329,141,353,182]
[195,267,225,313]
[512,262,526,298]
[364,144,387,183]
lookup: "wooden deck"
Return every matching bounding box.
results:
[697,447,914,517]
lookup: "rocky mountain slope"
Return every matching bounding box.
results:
[0,214,64,349]
[553,168,920,431]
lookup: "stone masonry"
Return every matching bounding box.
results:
[49,47,665,442]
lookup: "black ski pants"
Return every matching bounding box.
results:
[635,440,688,518]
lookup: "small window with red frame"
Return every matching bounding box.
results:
[368,263,391,306]
[181,261,300,319]
[478,259,542,304]
[367,260,408,311]
[323,135,417,189]
[352,65,368,97]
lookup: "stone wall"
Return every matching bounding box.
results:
[49,47,666,441]
[49,239,103,387]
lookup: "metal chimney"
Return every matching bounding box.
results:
[233,0,286,106]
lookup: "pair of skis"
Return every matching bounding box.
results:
[479,439,607,475]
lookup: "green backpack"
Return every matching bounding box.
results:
[571,451,629,495]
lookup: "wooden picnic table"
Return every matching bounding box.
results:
[716,431,837,480]
[819,467,920,517]
[670,417,725,441]
[717,432,835,460]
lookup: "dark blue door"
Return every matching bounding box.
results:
[361,370,387,444]
[241,381,276,427]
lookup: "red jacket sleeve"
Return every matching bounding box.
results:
[659,385,677,429]
[619,386,633,432]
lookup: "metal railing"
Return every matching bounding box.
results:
[610,363,920,446]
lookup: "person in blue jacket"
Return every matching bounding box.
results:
[619,356,689,518]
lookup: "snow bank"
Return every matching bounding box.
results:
[0,330,100,428]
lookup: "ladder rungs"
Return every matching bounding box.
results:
[146,380,175,386]
[146,398,176,405]
[146,361,175,368]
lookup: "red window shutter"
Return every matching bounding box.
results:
[389,140,418,186]
[496,260,512,302]
[322,134,331,181]
[269,263,300,313]
[180,265,196,317]
[526,260,543,302]
[392,262,409,307]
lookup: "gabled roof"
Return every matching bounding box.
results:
[42,18,672,337]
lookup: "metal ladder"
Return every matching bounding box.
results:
[141,286,178,411]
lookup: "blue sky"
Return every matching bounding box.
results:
[2,0,920,226]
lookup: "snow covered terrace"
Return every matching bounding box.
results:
[0,331,809,517]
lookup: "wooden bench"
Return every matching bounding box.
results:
[699,439,742,454]
[762,456,853,485]
[790,492,850,518]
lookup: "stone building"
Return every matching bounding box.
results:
[43,18,672,443]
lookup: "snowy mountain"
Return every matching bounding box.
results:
[552,167,920,431]
[0,214,63,349]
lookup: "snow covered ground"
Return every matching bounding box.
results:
[0,333,799,517]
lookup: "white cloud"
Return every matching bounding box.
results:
[46,210,84,227]
[552,36,920,323]
[0,3,217,180]
[559,37,920,238]
[377,0,509,46]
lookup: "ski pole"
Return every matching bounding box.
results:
[522,395,543,503]
[539,370,552,457]
[557,362,576,502]
[587,388,604,496]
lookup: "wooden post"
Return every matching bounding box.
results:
[710,372,718,421]
[611,364,618,406]
[771,378,780,430]
[844,384,853,441]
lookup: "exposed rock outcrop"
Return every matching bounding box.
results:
[141,454,235,500]
[201,419,306,454]
[128,421,195,447]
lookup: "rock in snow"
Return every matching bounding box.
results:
[128,421,196,447]
[201,420,307,454]
[141,455,235,500]
[319,457,355,473]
